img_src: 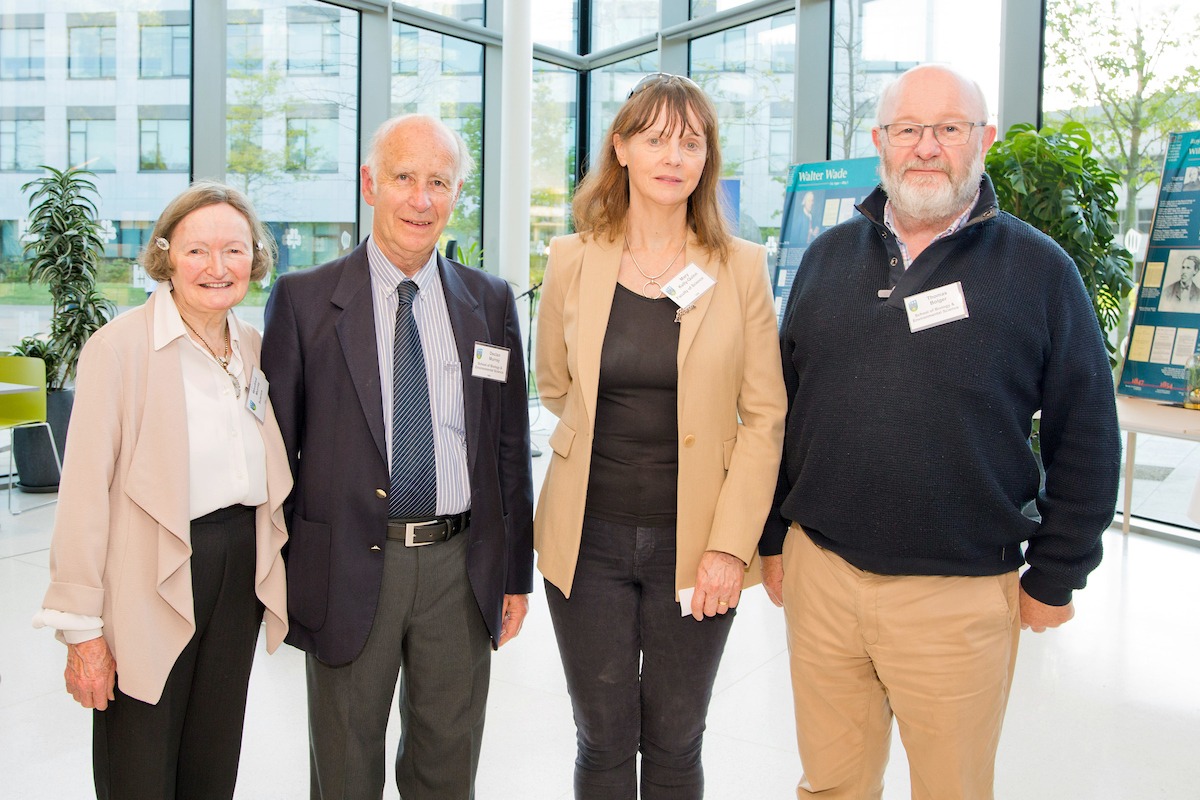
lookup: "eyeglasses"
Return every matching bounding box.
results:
[879,121,988,147]
[627,72,701,99]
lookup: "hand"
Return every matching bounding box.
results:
[760,554,784,607]
[498,594,529,647]
[1019,586,1075,632]
[690,550,745,621]
[65,637,116,711]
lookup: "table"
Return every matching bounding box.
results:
[1115,395,1200,533]
[0,382,37,395]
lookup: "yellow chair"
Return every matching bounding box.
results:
[0,356,62,514]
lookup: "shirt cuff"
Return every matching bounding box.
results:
[32,608,104,644]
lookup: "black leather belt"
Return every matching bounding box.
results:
[386,511,470,547]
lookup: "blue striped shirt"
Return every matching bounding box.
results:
[367,237,471,515]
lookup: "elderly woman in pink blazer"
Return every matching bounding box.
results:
[534,74,786,798]
[33,182,290,800]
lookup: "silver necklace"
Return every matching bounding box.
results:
[181,316,241,397]
[624,234,686,298]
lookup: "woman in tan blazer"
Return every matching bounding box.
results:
[534,74,786,799]
[33,182,290,800]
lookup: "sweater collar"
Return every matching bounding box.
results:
[858,173,1000,233]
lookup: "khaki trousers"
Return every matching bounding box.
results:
[782,526,1021,800]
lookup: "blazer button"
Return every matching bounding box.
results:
[375,488,387,498]
[683,434,696,447]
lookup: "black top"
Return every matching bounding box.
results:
[585,283,681,527]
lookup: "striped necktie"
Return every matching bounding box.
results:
[388,280,437,518]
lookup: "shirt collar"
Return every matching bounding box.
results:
[366,237,439,295]
[152,280,241,353]
[883,187,981,247]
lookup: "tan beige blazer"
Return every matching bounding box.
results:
[534,232,786,598]
[41,290,291,704]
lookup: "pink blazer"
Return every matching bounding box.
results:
[42,290,291,704]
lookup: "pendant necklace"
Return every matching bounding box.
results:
[181,316,241,397]
[625,234,686,299]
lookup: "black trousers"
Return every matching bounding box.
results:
[546,516,736,800]
[93,504,262,800]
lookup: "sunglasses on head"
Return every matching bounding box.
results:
[627,72,701,99]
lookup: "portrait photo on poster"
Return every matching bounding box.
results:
[1158,249,1200,312]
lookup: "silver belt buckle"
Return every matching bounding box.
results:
[405,519,440,547]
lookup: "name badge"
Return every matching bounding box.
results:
[904,281,969,333]
[471,342,510,382]
[662,263,716,309]
[246,367,268,422]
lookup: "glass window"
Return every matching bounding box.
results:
[591,0,658,53]
[691,0,761,20]
[139,118,189,172]
[0,25,45,80]
[228,20,264,73]
[532,0,578,52]
[288,17,340,75]
[830,0,1001,160]
[691,28,745,72]
[0,119,44,171]
[68,117,116,172]
[690,13,796,245]
[140,24,190,78]
[1044,0,1200,531]
[286,115,338,173]
[0,4,192,347]
[227,0,360,289]
[401,1,485,27]
[587,53,658,165]
[69,25,117,79]
[531,62,577,283]
[392,23,485,255]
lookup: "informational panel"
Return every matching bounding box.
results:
[772,157,879,318]
[1119,131,1200,401]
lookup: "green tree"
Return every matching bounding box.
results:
[1045,0,1200,232]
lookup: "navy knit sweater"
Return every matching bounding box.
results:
[761,176,1120,606]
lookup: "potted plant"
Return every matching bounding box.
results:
[11,165,115,491]
[985,122,1136,371]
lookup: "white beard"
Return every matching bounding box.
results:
[879,147,984,223]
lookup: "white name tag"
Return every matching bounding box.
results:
[246,367,268,422]
[904,281,969,332]
[662,263,716,309]
[678,586,696,617]
[471,342,510,382]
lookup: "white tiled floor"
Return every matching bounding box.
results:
[3,414,1200,798]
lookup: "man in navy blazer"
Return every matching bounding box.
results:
[262,114,534,800]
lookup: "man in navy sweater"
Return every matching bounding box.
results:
[761,65,1119,799]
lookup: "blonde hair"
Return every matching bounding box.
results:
[140,181,276,282]
[572,74,732,262]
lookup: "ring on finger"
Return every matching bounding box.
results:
[717,599,729,606]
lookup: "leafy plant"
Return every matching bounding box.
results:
[21,165,116,389]
[985,122,1135,368]
[6,335,62,388]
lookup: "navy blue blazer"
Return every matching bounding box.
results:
[261,240,534,666]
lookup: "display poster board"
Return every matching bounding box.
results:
[1118,130,1200,402]
[772,157,879,318]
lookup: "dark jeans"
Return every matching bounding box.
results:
[93,505,262,800]
[546,516,735,800]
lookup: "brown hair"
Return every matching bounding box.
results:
[571,74,732,261]
[140,181,276,281]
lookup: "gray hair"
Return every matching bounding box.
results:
[876,64,989,125]
[364,113,475,187]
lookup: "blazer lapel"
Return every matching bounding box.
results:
[124,292,191,543]
[122,292,195,625]
[677,234,720,370]
[576,235,621,427]
[439,254,487,475]
[332,245,388,464]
